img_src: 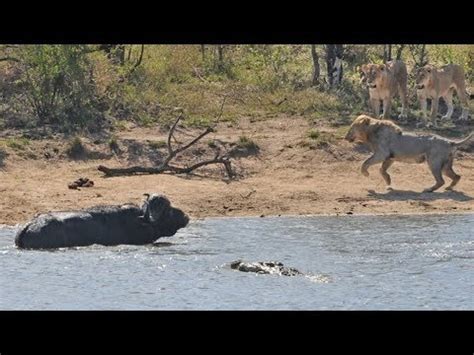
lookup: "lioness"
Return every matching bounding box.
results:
[344,115,473,192]
[359,60,409,120]
[415,64,470,122]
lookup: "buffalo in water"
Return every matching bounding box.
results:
[15,194,189,249]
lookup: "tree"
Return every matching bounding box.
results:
[325,44,344,87]
[383,44,392,63]
[311,45,320,86]
[395,44,405,60]
[408,45,428,68]
[217,45,224,71]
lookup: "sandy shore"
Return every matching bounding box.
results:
[1,116,473,226]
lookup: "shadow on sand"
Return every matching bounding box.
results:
[367,188,474,202]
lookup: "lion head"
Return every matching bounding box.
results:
[415,65,435,90]
[344,115,402,143]
[364,64,390,89]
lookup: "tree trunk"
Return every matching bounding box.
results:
[201,45,205,61]
[396,44,405,60]
[409,44,428,67]
[326,45,344,87]
[217,45,224,70]
[419,44,427,66]
[311,45,320,86]
[383,44,392,63]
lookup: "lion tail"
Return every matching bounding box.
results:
[451,132,474,148]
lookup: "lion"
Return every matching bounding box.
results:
[358,60,409,120]
[415,64,470,123]
[344,115,473,192]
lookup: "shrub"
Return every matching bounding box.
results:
[4,137,30,150]
[308,129,320,140]
[148,140,167,149]
[108,136,120,152]
[13,45,104,129]
[66,136,86,158]
[237,136,259,150]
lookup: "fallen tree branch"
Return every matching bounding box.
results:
[98,98,235,179]
[98,165,167,176]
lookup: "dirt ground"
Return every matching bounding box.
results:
[1,116,473,226]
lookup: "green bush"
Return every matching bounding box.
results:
[1,44,471,134]
[66,136,86,158]
[16,45,103,128]
[108,136,119,152]
[308,129,320,140]
[237,136,259,150]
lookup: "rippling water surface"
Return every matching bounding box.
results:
[1,214,473,310]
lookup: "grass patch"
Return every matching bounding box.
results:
[301,129,338,149]
[113,120,129,131]
[148,140,167,149]
[66,136,86,158]
[307,129,320,140]
[4,137,30,151]
[207,140,218,149]
[237,136,259,150]
[108,136,120,152]
[228,135,260,158]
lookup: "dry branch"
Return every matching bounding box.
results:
[97,105,235,179]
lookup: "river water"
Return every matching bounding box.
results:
[1,214,473,310]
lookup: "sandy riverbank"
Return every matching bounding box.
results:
[1,116,473,225]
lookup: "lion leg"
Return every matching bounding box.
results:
[430,97,440,127]
[419,96,428,119]
[381,99,392,119]
[380,159,394,187]
[398,86,409,120]
[441,89,454,120]
[361,153,388,177]
[370,98,381,117]
[423,159,445,193]
[430,97,439,119]
[442,158,461,191]
[455,86,469,120]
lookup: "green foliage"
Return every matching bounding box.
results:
[301,130,336,149]
[427,45,473,81]
[148,140,167,149]
[3,137,30,151]
[16,45,103,128]
[66,136,86,158]
[237,136,259,150]
[308,129,320,140]
[108,136,119,152]
[1,44,472,134]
